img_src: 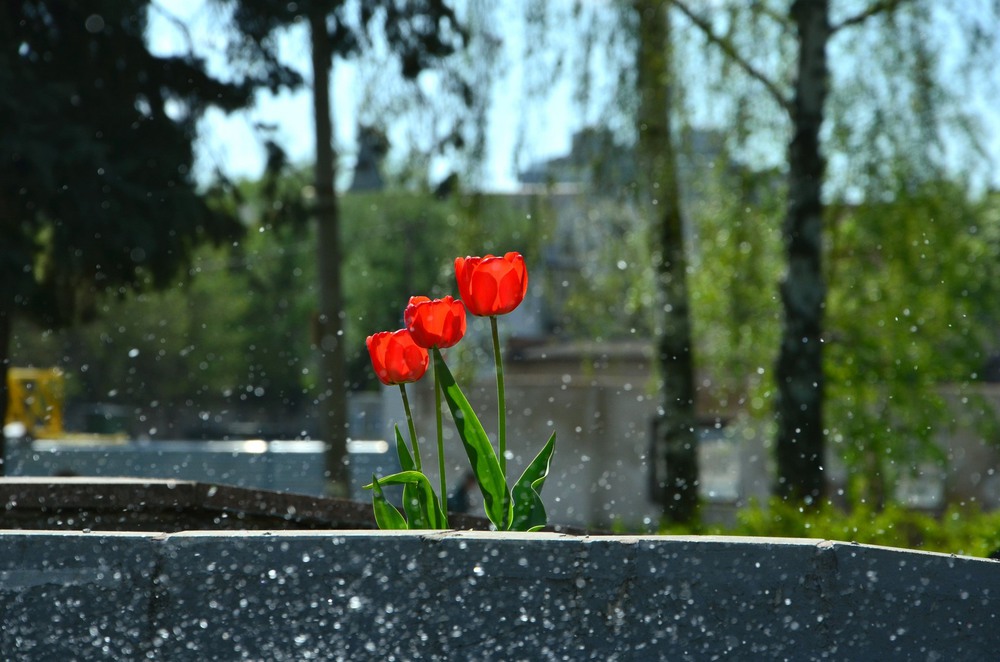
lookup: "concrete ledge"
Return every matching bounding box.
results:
[0,478,497,532]
[1,531,997,659]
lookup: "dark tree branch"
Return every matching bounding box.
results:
[754,2,793,29]
[830,0,913,33]
[670,0,792,116]
[149,2,197,56]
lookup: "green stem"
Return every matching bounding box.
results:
[491,316,507,479]
[433,348,448,525]
[399,384,420,471]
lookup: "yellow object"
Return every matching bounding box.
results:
[5,367,65,438]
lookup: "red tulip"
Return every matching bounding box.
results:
[366,329,430,386]
[454,252,528,317]
[404,295,467,349]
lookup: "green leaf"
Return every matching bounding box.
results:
[370,475,407,530]
[433,348,510,529]
[369,470,447,529]
[395,424,415,472]
[401,483,430,528]
[393,426,431,528]
[509,432,556,531]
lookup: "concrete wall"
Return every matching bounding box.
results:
[2,531,997,660]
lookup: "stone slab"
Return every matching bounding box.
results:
[0,531,997,660]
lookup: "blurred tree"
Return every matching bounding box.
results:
[216,0,468,493]
[670,0,835,505]
[0,0,253,468]
[500,1,702,522]
[524,0,1000,511]
[688,166,1000,510]
[7,163,541,442]
[219,148,316,418]
[773,0,830,505]
[15,246,259,429]
[825,177,1000,508]
[341,191,463,389]
[634,0,699,524]
[670,0,1000,506]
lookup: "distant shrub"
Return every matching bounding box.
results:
[656,500,1000,559]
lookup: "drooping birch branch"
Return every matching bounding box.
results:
[830,0,913,33]
[670,0,793,116]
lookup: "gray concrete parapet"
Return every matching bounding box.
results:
[1,531,997,659]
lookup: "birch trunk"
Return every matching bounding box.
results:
[774,0,830,504]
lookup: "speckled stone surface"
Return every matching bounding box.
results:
[1,530,996,659]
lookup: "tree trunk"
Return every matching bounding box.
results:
[0,299,10,476]
[309,10,349,493]
[636,0,699,524]
[774,0,830,505]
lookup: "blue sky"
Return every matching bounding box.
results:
[147,0,578,191]
[148,1,1000,196]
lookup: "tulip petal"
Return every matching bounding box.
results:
[366,329,428,385]
[511,253,528,299]
[455,253,528,316]
[384,337,404,370]
[496,267,524,315]
[406,296,466,349]
[402,345,428,380]
[454,256,474,292]
[470,268,499,315]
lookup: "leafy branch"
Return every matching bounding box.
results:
[669,0,793,116]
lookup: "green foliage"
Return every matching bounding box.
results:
[825,177,1000,504]
[688,167,785,409]
[557,197,654,341]
[367,470,447,530]
[686,163,1000,506]
[510,431,557,532]
[341,192,462,388]
[0,1,252,326]
[449,192,551,262]
[370,475,409,530]
[230,226,317,405]
[10,235,307,411]
[9,182,543,420]
[660,499,1000,559]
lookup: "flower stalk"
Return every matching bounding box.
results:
[490,315,507,478]
[433,357,447,524]
[398,383,420,471]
